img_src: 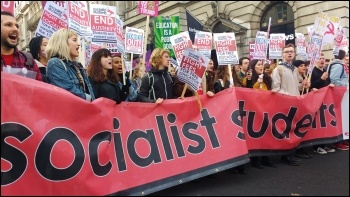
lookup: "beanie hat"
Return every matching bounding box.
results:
[293,60,305,67]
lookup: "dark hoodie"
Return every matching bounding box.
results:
[138,67,174,103]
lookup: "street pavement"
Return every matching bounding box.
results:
[150,147,349,196]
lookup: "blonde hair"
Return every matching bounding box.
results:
[132,65,145,79]
[149,48,170,70]
[46,28,78,61]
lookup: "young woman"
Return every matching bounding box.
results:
[243,59,272,90]
[29,36,49,82]
[46,28,95,101]
[242,59,276,169]
[111,53,138,102]
[87,48,122,104]
[213,65,234,93]
[138,48,174,103]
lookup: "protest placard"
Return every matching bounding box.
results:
[170,31,193,66]
[34,1,68,38]
[194,31,212,59]
[295,33,308,61]
[332,26,345,55]
[154,16,180,57]
[213,33,239,65]
[269,33,285,60]
[253,31,268,60]
[90,4,117,43]
[67,1,92,37]
[115,15,125,56]
[177,48,209,91]
[138,1,159,16]
[124,27,144,55]
[323,15,341,45]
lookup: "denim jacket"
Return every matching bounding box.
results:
[46,57,95,101]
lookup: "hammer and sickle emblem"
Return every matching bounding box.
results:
[325,22,335,35]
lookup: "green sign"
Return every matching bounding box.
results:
[154,16,180,57]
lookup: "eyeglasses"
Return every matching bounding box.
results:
[283,50,295,54]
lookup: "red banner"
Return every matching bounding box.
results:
[1,73,346,195]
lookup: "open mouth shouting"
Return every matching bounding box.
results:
[8,33,18,45]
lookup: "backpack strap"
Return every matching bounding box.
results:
[328,62,345,78]
[148,72,155,100]
[19,51,34,70]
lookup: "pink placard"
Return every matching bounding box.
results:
[138,1,159,16]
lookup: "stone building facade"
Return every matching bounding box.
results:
[123,1,349,59]
[15,1,349,60]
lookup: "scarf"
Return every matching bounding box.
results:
[280,62,295,72]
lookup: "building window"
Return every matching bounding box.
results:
[260,2,295,45]
[260,2,293,28]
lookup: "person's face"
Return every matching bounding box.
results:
[234,64,240,72]
[101,55,112,71]
[168,65,175,75]
[297,64,307,74]
[1,15,19,49]
[282,47,295,62]
[316,55,325,68]
[112,56,123,74]
[240,59,249,72]
[161,52,170,67]
[254,61,263,74]
[207,60,214,72]
[138,67,146,78]
[137,58,143,67]
[68,35,80,58]
[264,68,269,74]
[40,38,49,59]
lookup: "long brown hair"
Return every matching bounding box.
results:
[250,59,272,90]
[87,48,120,83]
[215,65,229,85]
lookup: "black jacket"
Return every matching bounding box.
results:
[310,67,330,90]
[88,77,122,104]
[138,68,174,103]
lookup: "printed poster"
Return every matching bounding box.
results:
[125,27,145,54]
[213,33,239,65]
[90,4,117,43]
[154,16,180,57]
[177,48,209,90]
[170,31,193,66]
[34,1,68,38]
[194,31,212,59]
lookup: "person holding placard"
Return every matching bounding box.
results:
[309,53,337,154]
[111,53,138,102]
[294,60,310,95]
[87,48,123,104]
[46,28,94,101]
[138,48,174,103]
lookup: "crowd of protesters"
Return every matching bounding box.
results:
[1,11,349,172]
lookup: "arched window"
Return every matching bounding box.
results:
[260,2,295,45]
[212,21,231,33]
